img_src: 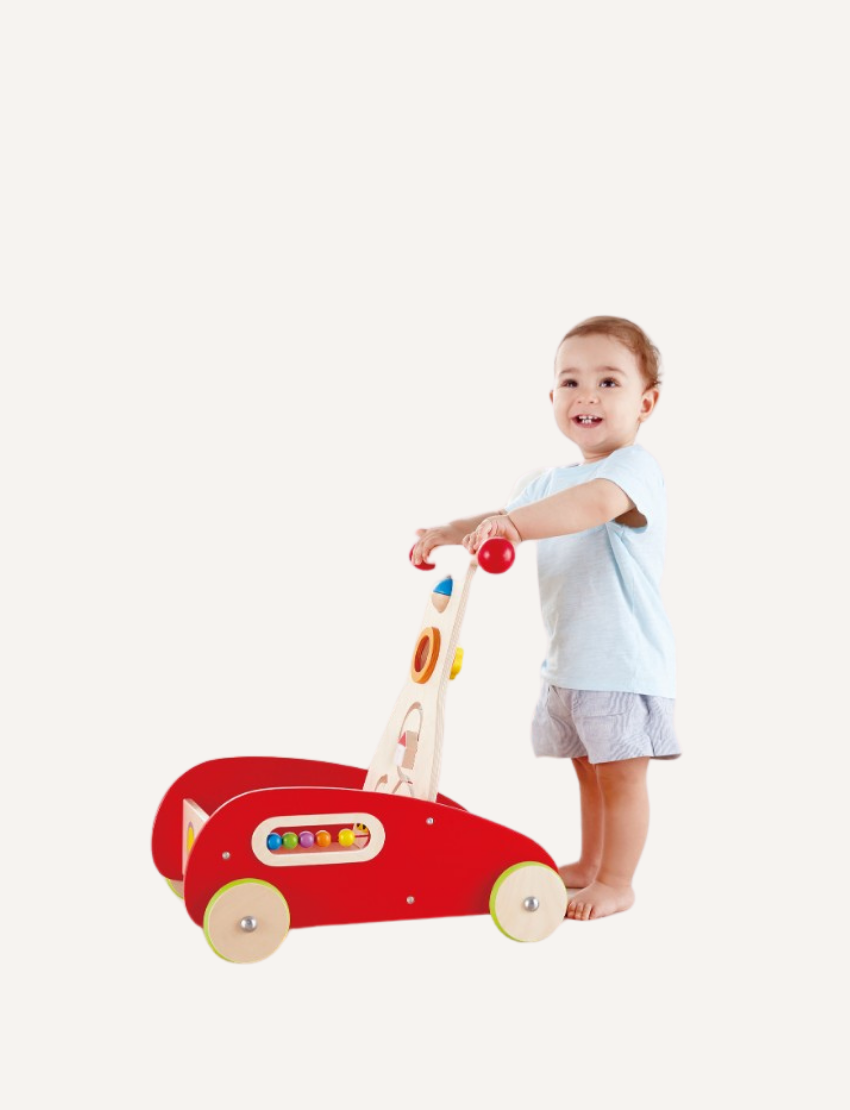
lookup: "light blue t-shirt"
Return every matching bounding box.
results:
[507,444,675,697]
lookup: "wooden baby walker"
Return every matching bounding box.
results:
[151,538,568,962]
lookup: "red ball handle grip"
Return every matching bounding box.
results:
[409,545,435,571]
[410,537,515,573]
[476,537,516,574]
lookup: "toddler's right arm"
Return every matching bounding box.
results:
[412,510,505,565]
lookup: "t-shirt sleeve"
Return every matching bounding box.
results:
[594,446,665,527]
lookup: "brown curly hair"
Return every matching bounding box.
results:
[557,316,661,390]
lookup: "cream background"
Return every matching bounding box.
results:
[3,3,845,1108]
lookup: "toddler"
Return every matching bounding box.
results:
[412,316,680,921]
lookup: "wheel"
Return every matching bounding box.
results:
[203,879,291,963]
[165,877,184,900]
[489,862,567,942]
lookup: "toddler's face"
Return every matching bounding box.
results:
[550,334,658,462]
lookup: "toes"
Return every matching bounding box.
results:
[566,898,594,921]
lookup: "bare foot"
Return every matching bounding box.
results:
[566,880,635,921]
[558,862,599,890]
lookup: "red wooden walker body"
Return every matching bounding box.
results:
[151,539,567,962]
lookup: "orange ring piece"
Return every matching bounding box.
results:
[410,626,441,684]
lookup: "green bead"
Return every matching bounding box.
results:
[283,832,299,849]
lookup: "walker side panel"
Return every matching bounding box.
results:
[182,785,556,930]
[152,758,365,880]
[152,756,465,882]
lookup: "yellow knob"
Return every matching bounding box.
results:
[449,647,464,680]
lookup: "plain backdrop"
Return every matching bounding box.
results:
[2,3,847,1108]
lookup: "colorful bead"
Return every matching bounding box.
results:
[299,831,315,848]
[338,828,355,847]
[266,832,283,851]
[282,832,299,849]
[315,830,331,848]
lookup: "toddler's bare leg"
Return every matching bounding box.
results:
[566,757,649,921]
[558,757,603,890]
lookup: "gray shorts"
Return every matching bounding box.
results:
[531,685,681,764]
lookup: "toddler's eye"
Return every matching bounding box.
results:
[558,379,577,388]
[600,379,618,388]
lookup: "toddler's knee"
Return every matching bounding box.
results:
[595,757,649,792]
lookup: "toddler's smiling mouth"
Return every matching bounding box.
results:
[573,415,603,426]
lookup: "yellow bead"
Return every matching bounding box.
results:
[338,828,355,847]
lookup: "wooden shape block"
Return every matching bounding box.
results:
[410,626,441,684]
[183,799,210,877]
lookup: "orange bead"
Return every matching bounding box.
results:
[315,830,331,848]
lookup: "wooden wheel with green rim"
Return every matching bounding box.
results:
[165,877,184,899]
[489,862,567,942]
[204,879,291,963]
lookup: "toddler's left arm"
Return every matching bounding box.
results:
[464,479,634,552]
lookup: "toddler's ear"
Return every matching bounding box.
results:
[639,388,660,421]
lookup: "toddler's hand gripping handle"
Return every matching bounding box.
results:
[409,537,515,574]
[409,545,436,571]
